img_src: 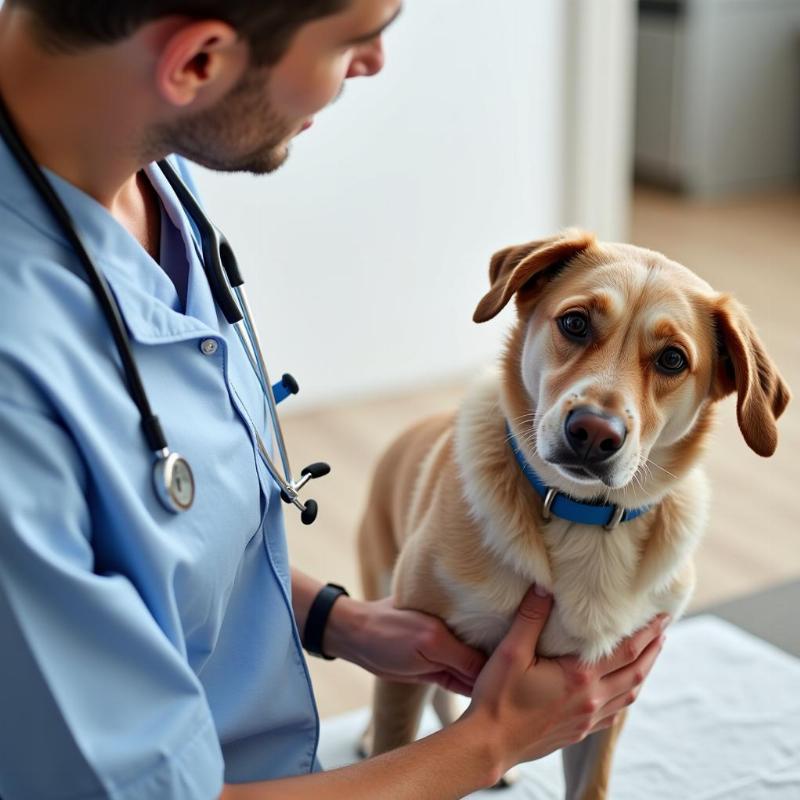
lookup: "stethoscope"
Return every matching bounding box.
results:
[0,93,329,524]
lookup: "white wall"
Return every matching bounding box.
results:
[194,0,568,410]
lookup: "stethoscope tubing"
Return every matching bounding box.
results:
[0,93,169,456]
[234,288,297,491]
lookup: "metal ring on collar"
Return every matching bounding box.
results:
[603,504,626,531]
[542,487,559,522]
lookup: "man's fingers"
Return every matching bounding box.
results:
[437,638,487,683]
[377,671,473,696]
[590,692,641,735]
[597,643,661,722]
[589,710,625,734]
[597,686,639,722]
[417,624,487,682]
[494,585,553,667]
[601,633,664,696]
[429,671,473,697]
[596,614,669,676]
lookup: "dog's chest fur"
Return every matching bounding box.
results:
[439,520,682,662]
[435,373,708,662]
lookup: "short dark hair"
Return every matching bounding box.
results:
[8,0,350,64]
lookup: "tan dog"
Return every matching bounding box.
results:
[356,230,790,798]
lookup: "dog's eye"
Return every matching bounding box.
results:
[559,311,590,341]
[656,347,687,374]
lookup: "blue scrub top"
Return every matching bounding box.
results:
[0,139,320,799]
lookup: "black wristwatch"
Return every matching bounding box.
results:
[302,582,350,660]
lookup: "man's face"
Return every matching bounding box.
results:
[162,0,402,174]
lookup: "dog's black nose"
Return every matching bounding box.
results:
[565,408,627,463]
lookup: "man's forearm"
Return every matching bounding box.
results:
[220,712,500,800]
[290,568,326,633]
[290,567,364,661]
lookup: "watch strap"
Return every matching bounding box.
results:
[302,582,349,660]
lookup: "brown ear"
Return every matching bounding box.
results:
[713,295,791,456]
[473,229,595,323]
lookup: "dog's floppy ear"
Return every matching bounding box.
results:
[712,295,790,457]
[473,229,595,323]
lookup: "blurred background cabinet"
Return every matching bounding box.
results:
[635,0,800,195]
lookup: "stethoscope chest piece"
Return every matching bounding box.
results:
[153,450,195,513]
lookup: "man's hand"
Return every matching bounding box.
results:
[324,595,487,696]
[462,586,668,777]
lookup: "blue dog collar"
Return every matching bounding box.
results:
[506,424,651,531]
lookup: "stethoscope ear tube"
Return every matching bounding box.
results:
[300,500,318,526]
[279,464,329,525]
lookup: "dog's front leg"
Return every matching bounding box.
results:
[561,708,627,800]
[367,679,432,757]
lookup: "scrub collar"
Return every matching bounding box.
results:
[0,139,222,343]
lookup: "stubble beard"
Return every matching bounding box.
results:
[149,65,295,175]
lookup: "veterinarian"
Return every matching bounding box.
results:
[0,1,668,797]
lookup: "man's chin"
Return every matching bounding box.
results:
[252,142,293,174]
[182,142,290,176]
[225,143,291,176]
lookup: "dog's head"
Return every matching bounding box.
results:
[474,229,790,503]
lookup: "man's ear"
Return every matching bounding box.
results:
[154,20,245,108]
[712,295,790,456]
[473,229,595,323]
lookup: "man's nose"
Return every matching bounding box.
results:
[564,407,627,463]
[346,39,385,78]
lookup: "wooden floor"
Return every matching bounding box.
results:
[283,187,800,718]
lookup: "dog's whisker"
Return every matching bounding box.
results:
[630,456,658,495]
[645,458,677,480]
[505,428,542,464]
[510,414,538,429]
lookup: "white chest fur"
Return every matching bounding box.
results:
[438,515,696,663]
[538,518,694,661]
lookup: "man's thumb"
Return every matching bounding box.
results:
[503,585,553,656]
